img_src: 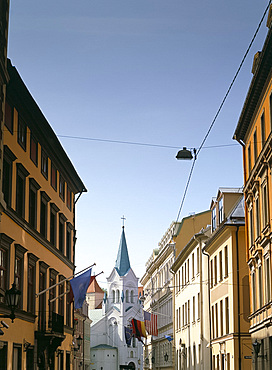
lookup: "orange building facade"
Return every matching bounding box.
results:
[234,8,272,369]
[0,60,86,369]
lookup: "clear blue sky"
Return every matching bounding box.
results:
[8,0,270,286]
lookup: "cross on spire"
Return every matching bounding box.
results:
[121,215,126,228]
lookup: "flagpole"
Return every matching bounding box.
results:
[36,263,96,297]
[48,271,104,303]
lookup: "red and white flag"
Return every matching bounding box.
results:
[144,310,158,336]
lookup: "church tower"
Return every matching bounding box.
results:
[90,226,143,370]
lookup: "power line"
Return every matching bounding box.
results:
[57,133,239,151]
[174,0,271,222]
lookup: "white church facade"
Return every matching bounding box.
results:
[90,227,144,370]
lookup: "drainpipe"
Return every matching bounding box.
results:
[202,249,212,370]
[235,225,242,370]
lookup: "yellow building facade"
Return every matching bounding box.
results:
[0,60,86,369]
[234,7,272,369]
[204,189,251,370]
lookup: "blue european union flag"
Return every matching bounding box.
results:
[70,268,92,309]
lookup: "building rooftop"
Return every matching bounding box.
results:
[115,227,131,276]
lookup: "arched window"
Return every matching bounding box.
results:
[126,290,129,303]
[130,290,134,303]
[116,289,120,303]
[112,290,115,303]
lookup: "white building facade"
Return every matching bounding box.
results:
[140,222,177,370]
[171,227,211,370]
[90,227,143,370]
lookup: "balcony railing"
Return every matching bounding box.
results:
[38,310,64,334]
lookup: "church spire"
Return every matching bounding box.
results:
[115,225,131,276]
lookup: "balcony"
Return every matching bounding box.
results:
[35,311,65,367]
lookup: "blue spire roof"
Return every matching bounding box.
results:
[115,227,131,276]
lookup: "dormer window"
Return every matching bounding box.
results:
[218,198,224,224]
[212,207,216,231]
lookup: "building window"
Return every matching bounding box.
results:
[30,134,38,166]
[225,297,229,334]
[211,306,214,339]
[50,203,59,247]
[212,207,216,231]
[66,281,71,327]
[265,257,271,303]
[218,198,223,224]
[66,224,72,260]
[261,112,266,146]
[125,290,129,303]
[196,247,200,274]
[51,162,57,190]
[198,292,200,320]
[67,186,72,210]
[178,270,181,291]
[40,192,50,238]
[0,234,12,303]
[130,290,134,303]
[214,256,217,285]
[29,178,40,229]
[14,245,26,310]
[116,290,120,303]
[210,259,213,288]
[249,207,254,246]
[178,307,181,329]
[215,303,218,338]
[247,144,252,174]
[58,276,64,316]
[3,146,16,207]
[27,254,38,314]
[49,269,57,318]
[224,246,228,278]
[262,183,269,228]
[16,163,29,219]
[252,271,256,312]
[219,251,223,282]
[13,344,22,370]
[258,265,263,308]
[59,174,65,201]
[253,130,258,162]
[41,150,48,179]
[192,296,195,322]
[38,262,48,331]
[17,115,27,151]
[220,300,223,336]
[255,196,260,237]
[59,214,66,254]
[192,253,195,279]
[4,101,13,133]
[112,290,115,303]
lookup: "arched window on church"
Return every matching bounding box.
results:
[116,289,120,302]
[130,351,134,358]
[126,290,129,303]
[130,290,134,303]
[112,290,115,303]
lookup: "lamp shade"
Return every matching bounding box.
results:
[176,147,193,160]
[5,283,21,311]
[77,335,83,347]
